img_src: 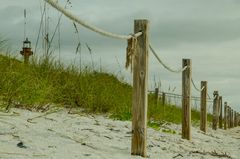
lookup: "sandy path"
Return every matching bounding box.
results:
[0,108,239,159]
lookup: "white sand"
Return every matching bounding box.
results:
[0,108,239,159]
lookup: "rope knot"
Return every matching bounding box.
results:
[125,35,138,72]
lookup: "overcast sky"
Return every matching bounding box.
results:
[1,0,240,112]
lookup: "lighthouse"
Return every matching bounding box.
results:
[20,38,33,64]
[20,9,33,64]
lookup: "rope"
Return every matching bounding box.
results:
[191,78,204,92]
[149,44,187,73]
[148,90,213,103]
[44,0,142,40]
[125,36,138,72]
[207,93,211,100]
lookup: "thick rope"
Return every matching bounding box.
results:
[191,78,204,92]
[149,44,187,73]
[44,0,142,40]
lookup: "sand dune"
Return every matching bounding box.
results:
[0,108,239,159]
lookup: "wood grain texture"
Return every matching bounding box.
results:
[234,111,237,127]
[200,81,207,133]
[154,88,159,106]
[212,91,219,130]
[182,59,192,140]
[218,96,223,129]
[131,19,149,157]
[230,108,233,128]
[227,106,231,128]
[238,113,240,126]
[224,102,227,130]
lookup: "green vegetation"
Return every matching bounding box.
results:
[0,54,132,116]
[0,51,212,127]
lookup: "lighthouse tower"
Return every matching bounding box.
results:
[20,38,33,64]
[20,9,33,64]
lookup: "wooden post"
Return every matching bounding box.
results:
[237,113,240,126]
[236,111,238,127]
[236,111,239,127]
[212,91,219,130]
[230,108,233,128]
[154,88,159,105]
[237,113,239,126]
[218,96,223,129]
[162,92,166,106]
[233,111,235,127]
[234,111,237,127]
[238,113,240,126]
[236,112,238,126]
[200,81,207,133]
[224,102,227,130]
[131,19,149,157]
[162,92,166,119]
[182,59,192,140]
[228,106,231,129]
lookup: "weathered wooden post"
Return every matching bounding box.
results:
[236,112,239,127]
[162,92,166,119]
[230,108,233,128]
[237,113,239,126]
[228,106,231,129]
[200,81,207,133]
[131,19,149,157]
[237,113,240,126]
[236,112,238,127]
[162,92,166,106]
[182,59,192,140]
[224,102,227,130]
[234,111,237,127]
[218,96,223,129]
[154,88,159,106]
[233,110,235,127]
[212,91,219,130]
[238,113,240,126]
[233,111,235,127]
[236,111,238,127]
[237,112,239,126]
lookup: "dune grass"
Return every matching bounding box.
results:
[0,52,212,126]
[0,54,131,114]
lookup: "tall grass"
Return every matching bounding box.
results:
[0,54,130,113]
[0,52,212,125]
